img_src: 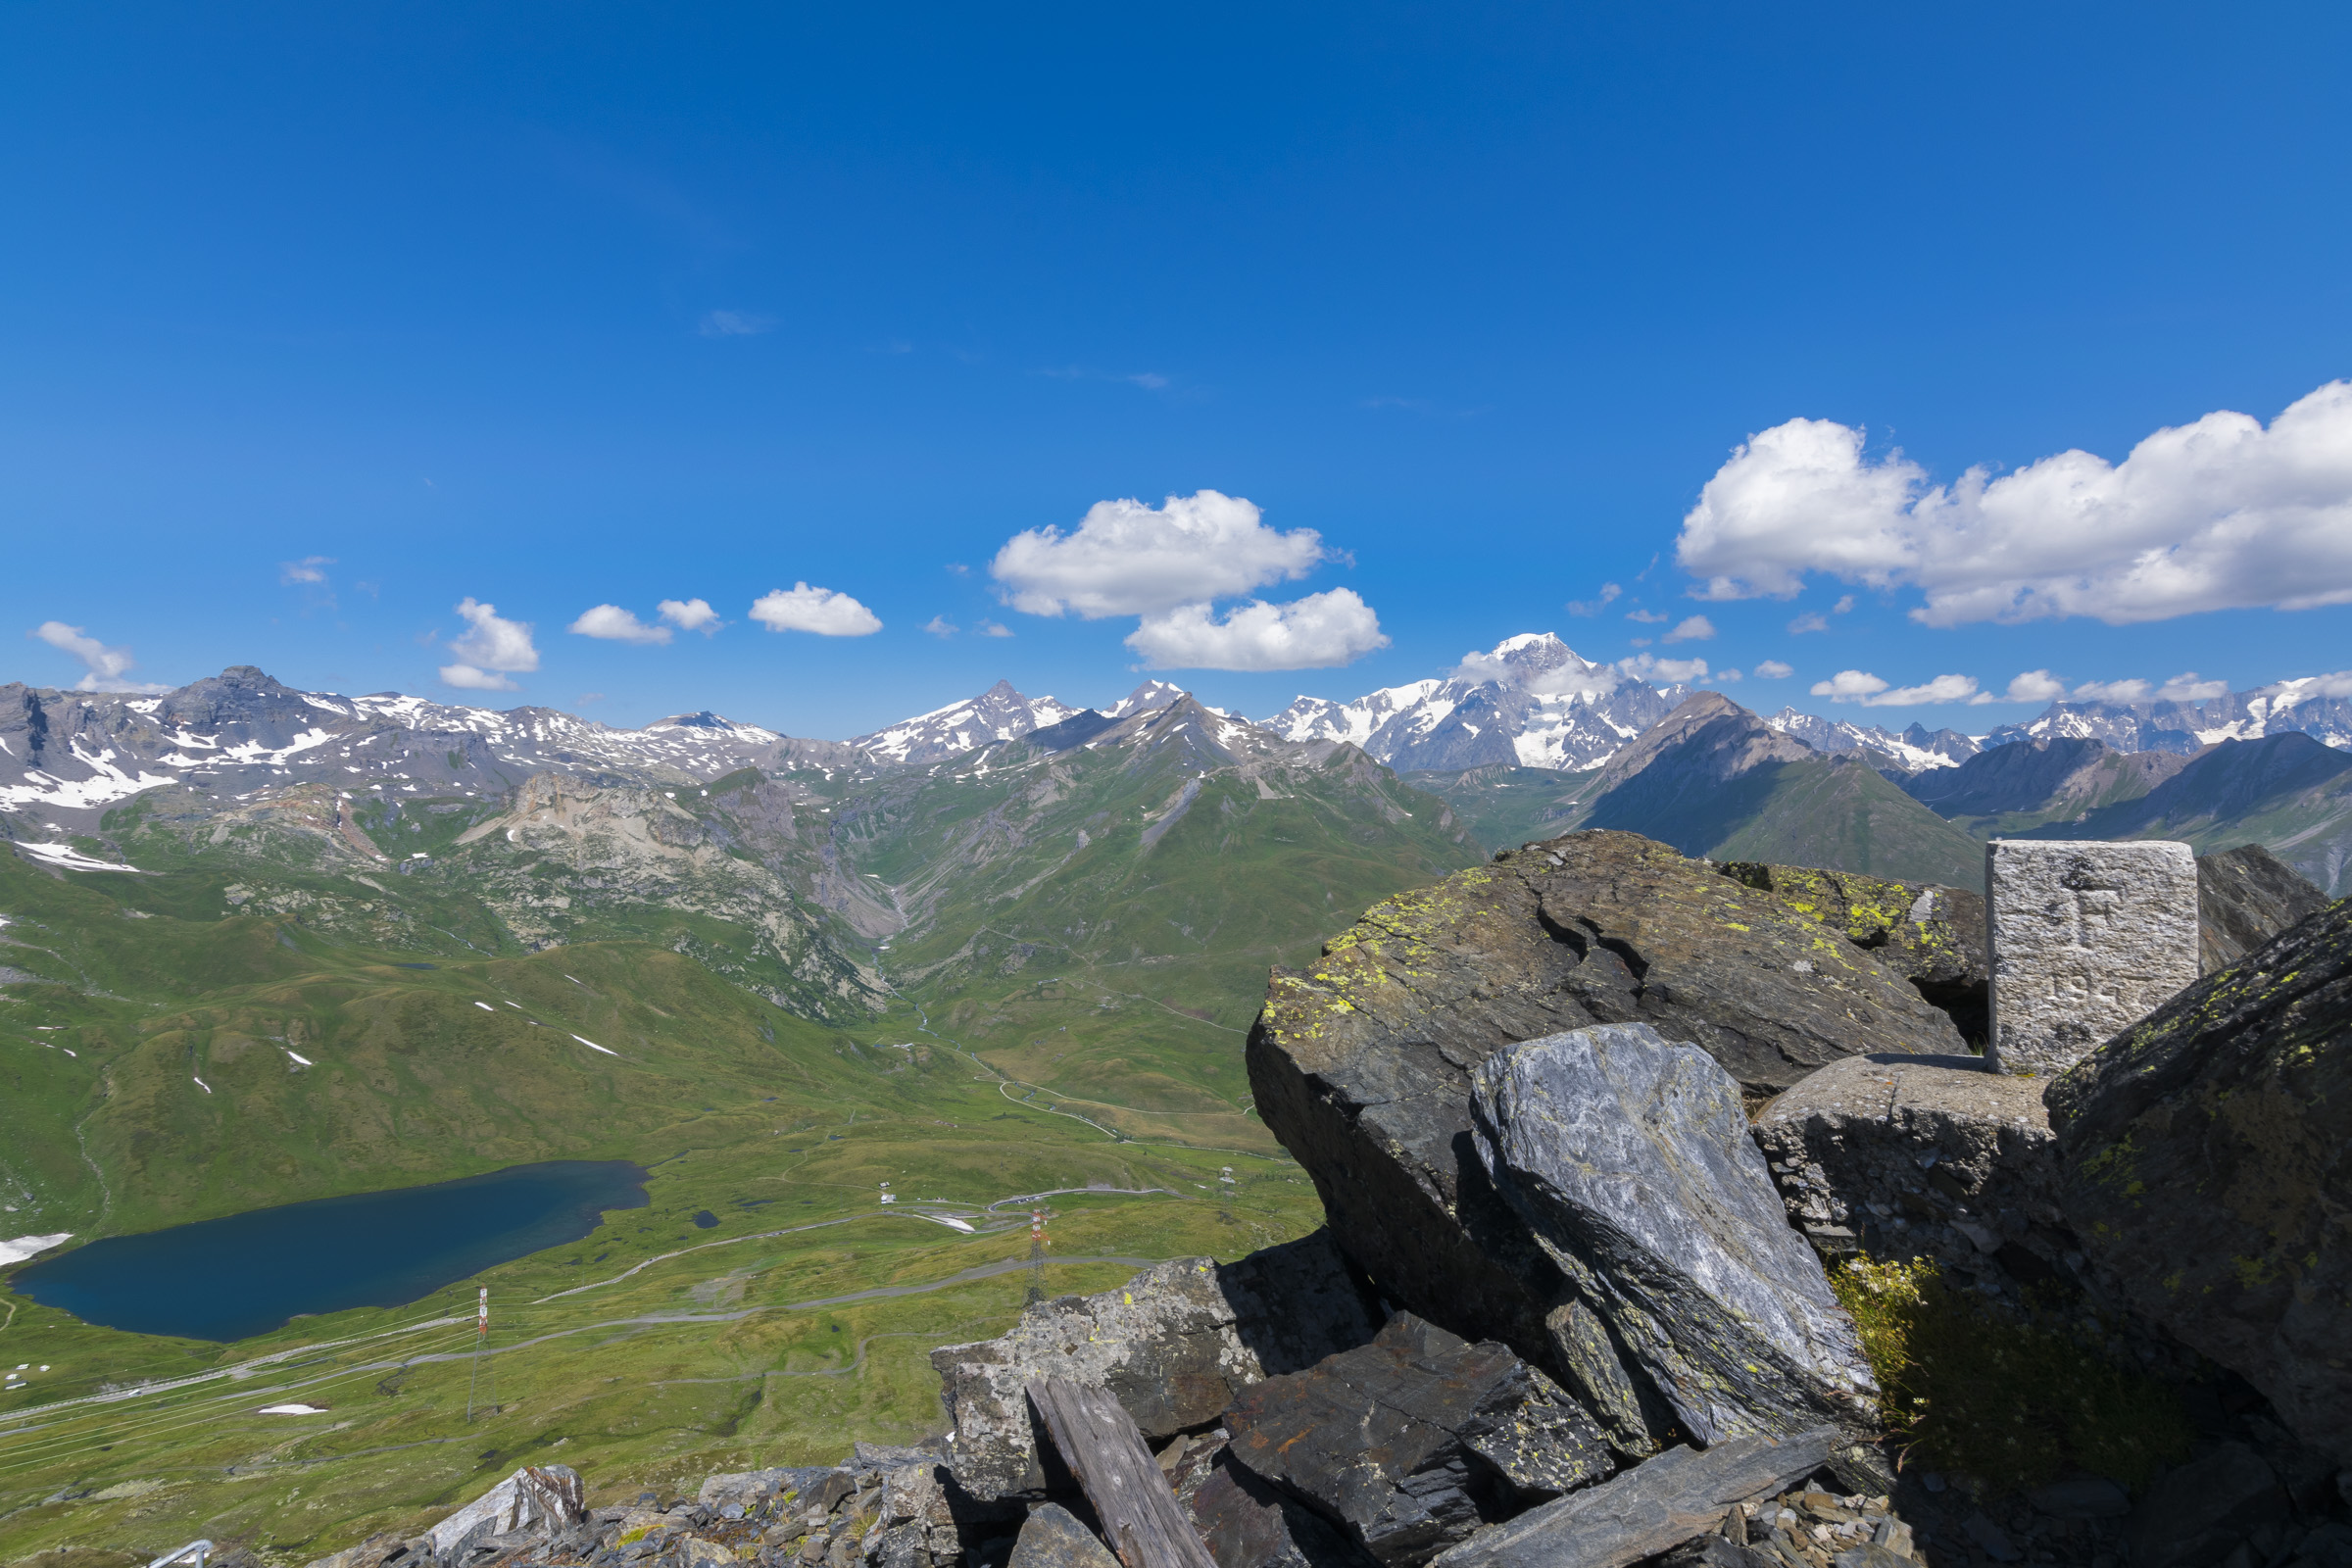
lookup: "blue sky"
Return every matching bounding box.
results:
[5,2,2349,739]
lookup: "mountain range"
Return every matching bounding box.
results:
[4,648,2343,1540]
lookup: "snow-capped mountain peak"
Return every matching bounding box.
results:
[1101,680,1186,720]
[1763,709,1979,771]
[849,679,1080,765]
[1257,633,1673,772]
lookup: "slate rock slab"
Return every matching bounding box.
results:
[1008,1504,1122,1568]
[2046,896,2352,1463]
[1167,1435,1372,1568]
[934,1233,1379,1499]
[1247,831,1974,1396]
[1429,1427,1837,1568]
[1223,1312,1614,1568]
[1473,1024,1877,1446]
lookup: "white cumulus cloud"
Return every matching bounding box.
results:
[1662,614,1715,644]
[28,622,171,693]
[1809,668,1981,707]
[750,583,883,637]
[1126,588,1388,671]
[976,619,1013,638]
[1618,653,1709,685]
[1787,612,1831,635]
[922,615,959,637]
[992,491,1329,618]
[1567,583,1622,616]
[440,598,539,691]
[1753,660,1794,679]
[2003,669,2069,704]
[568,605,671,645]
[659,598,722,634]
[1677,381,2352,625]
[279,556,334,586]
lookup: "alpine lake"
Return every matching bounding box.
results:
[11,1160,651,1341]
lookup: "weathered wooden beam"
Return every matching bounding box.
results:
[1024,1379,1220,1568]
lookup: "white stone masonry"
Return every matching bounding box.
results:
[1985,840,2199,1077]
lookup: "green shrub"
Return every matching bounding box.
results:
[1833,1256,2192,1494]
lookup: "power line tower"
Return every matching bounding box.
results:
[466,1287,491,1421]
[1218,1166,1237,1227]
[1025,1209,1048,1305]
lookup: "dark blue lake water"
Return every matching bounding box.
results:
[11,1160,648,1341]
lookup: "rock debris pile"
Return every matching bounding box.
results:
[330,830,2347,1568]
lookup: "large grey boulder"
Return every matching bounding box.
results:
[1429,1427,1837,1568]
[1222,1312,1614,1568]
[2046,894,2352,1464]
[1751,1053,2068,1291]
[933,1232,1380,1499]
[1246,832,1976,1402]
[1472,1025,1878,1446]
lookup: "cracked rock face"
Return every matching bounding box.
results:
[2047,894,2352,1466]
[1472,1025,1877,1446]
[1222,1312,1614,1568]
[931,1234,1380,1500]
[1246,830,1969,1397]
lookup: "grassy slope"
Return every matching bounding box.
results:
[843,738,1481,1147]
[1,731,1473,1555]
[1402,765,1604,853]
[0,845,1324,1555]
[1560,755,1984,889]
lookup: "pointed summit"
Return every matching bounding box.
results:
[851,680,1081,764]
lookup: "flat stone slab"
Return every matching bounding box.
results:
[1224,1312,1614,1568]
[1430,1428,1837,1568]
[1473,1024,1877,1446]
[1985,840,2199,1076]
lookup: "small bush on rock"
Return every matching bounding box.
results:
[1832,1257,2191,1494]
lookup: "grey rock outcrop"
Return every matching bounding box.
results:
[1751,1054,2067,1290]
[2198,844,2330,971]
[1247,830,1981,1396]
[2046,893,2352,1464]
[1429,1427,1837,1568]
[933,1233,1379,1499]
[1471,1026,1877,1447]
[1221,1312,1613,1567]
